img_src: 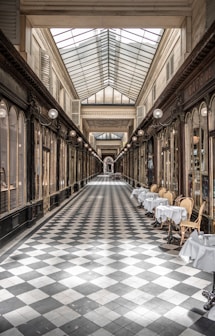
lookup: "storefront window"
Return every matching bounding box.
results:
[147,138,154,186]
[188,105,208,210]
[158,123,179,194]
[34,122,42,200]
[0,102,26,215]
[50,132,57,194]
[170,121,179,194]
[59,139,67,189]
[160,129,170,189]
[18,112,26,206]
[139,144,147,185]
[69,146,76,186]
[9,108,17,210]
[0,102,9,214]
[208,96,215,222]
[191,109,201,206]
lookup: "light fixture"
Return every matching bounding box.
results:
[38,108,58,126]
[84,143,89,148]
[152,108,173,127]
[137,129,144,136]
[69,130,77,137]
[48,108,58,120]
[0,103,7,118]
[153,108,163,119]
[127,143,131,148]
[201,106,208,117]
[77,136,82,142]
[132,136,137,142]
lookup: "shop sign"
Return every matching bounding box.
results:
[184,62,215,102]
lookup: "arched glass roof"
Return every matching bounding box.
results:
[50,28,164,104]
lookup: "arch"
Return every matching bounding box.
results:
[103,156,114,174]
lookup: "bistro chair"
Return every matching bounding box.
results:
[178,197,194,221]
[158,187,167,198]
[163,190,174,205]
[150,184,159,193]
[174,194,184,206]
[180,200,206,245]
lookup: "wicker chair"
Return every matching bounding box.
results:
[180,200,206,245]
[179,197,194,221]
[163,190,174,205]
[158,187,167,198]
[174,194,184,206]
[150,184,158,193]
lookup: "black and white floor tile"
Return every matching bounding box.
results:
[0,175,214,335]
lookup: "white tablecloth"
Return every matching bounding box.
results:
[155,205,187,225]
[130,187,149,199]
[179,232,215,273]
[144,197,169,213]
[138,192,159,204]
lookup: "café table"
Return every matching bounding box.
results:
[179,230,215,312]
[144,197,169,213]
[138,191,158,205]
[144,197,169,226]
[155,205,187,243]
[130,187,149,199]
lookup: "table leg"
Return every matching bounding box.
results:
[202,272,215,310]
[166,220,173,244]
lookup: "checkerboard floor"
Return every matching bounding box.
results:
[0,175,214,335]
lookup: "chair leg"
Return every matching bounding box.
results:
[180,226,185,246]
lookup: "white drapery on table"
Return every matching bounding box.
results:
[138,192,159,204]
[130,187,149,199]
[144,197,169,213]
[179,231,215,273]
[155,205,187,225]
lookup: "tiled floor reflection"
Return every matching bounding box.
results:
[0,175,214,335]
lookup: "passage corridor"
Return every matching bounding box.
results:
[0,175,214,335]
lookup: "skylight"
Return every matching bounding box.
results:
[50,28,164,104]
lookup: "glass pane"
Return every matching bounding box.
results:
[9,108,17,210]
[0,103,8,214]
[34,122,42,200]
[50,27,164,103]
[18,112,26,206]
[192,109,201,207]
[50,132,57,194]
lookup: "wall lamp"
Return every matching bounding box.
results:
[38,108,58,126]
[201,106,209,117]
[69,130,77,137]
[152,108,173,127]
[137,129,144,136]
[0,102,7,118]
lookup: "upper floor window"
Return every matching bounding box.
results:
[166,54,174,81]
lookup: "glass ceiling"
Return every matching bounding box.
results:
[50,28,164,104]
[94,132,124,140]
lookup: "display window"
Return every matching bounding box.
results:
[208,95,215,223]
[186,103,208,211]
[158,122,179,194]
[59,138,67,190]
[0,101,26,215]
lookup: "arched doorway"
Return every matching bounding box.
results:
[103,156,114,174]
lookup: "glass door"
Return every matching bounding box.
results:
[42,148,50,213]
